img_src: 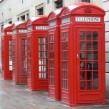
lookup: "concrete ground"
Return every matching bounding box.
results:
[0,73,109,109]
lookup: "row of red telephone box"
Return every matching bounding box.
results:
[1,2,106,106]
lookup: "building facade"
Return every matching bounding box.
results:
[0,0,103,27]
[103,0,109,99]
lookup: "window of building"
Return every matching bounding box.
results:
[36,4,44,15]
[27,13,29,20]
[54,0,63,9]
[47,0,50,4]
[9,21,12,24]
[21,15,25,21]
[8,19,12,24]
[1,22,4,31]
[17,10,29,21]
[82,0,90,2]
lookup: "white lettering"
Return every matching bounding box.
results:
[36,26,48,30]
[19,29,27,33]
[76,17,100,22]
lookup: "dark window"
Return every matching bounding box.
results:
[37,7,43,15]
[17,17,19,21]
[21,15,25,21]
[82,0,90,2]
[54,0,63,9]
[47,0,50,4]
[9,21,12,24]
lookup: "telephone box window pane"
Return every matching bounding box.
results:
[87,81,92,90]
[80,52,85,60]
[49,34,54,85]
[86,42,92,50]
[93,62,98,70]
[93,42,98,50]
[86,62,92,70]
[80,81,86,90]
[93,71,98,79]
[86,32,91,40]
[80,72,85,80]
[86,52,92,60]
[38,37,48,79]
[80,31,99,91]
[93,80,98,89]
[87,71,92,80]
[80,32,85,40]
[93,52,98,60]
[93,32,98,40]
[61,32,68,90]
[80,42,85,50]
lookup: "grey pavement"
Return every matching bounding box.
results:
[0,73,109,109]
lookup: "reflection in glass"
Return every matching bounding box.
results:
[86,52,92,60]
[80,52,85,60]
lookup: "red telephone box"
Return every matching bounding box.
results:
[26,16,48,91]
[48,9,62,100]
[1,24,13,80]
[60,2,106,105]
[12,21,27,84]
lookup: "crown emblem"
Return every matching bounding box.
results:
[84,8,92,13]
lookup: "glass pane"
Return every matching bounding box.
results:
[86,52,92,60]
[86,42,92,50]
[93,62,98,70]
[93,80,98,89]
[80,42,85,50]
[93,71,98,79]
[80,32,85,40]
[80,72,85,80]
[80,61,85,70]
[86,32,91,40]
[86,62,92,70]
[80,81,86,90]
[87,81,92,90]
[93,32,98,40]
[93,42,98,50]
[80,52,85,60]
[50,35,54,42]
[87,71,92,80]
[93,52,98,60]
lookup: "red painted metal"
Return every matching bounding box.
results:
[26,16,48,91]
[48,9,62,100]
[59,2,106,106]
[1,24,13,80]
[12,21,27,84]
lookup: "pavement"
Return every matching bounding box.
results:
[0,73,109,109]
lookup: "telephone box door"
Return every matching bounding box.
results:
[77,28,102,103]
